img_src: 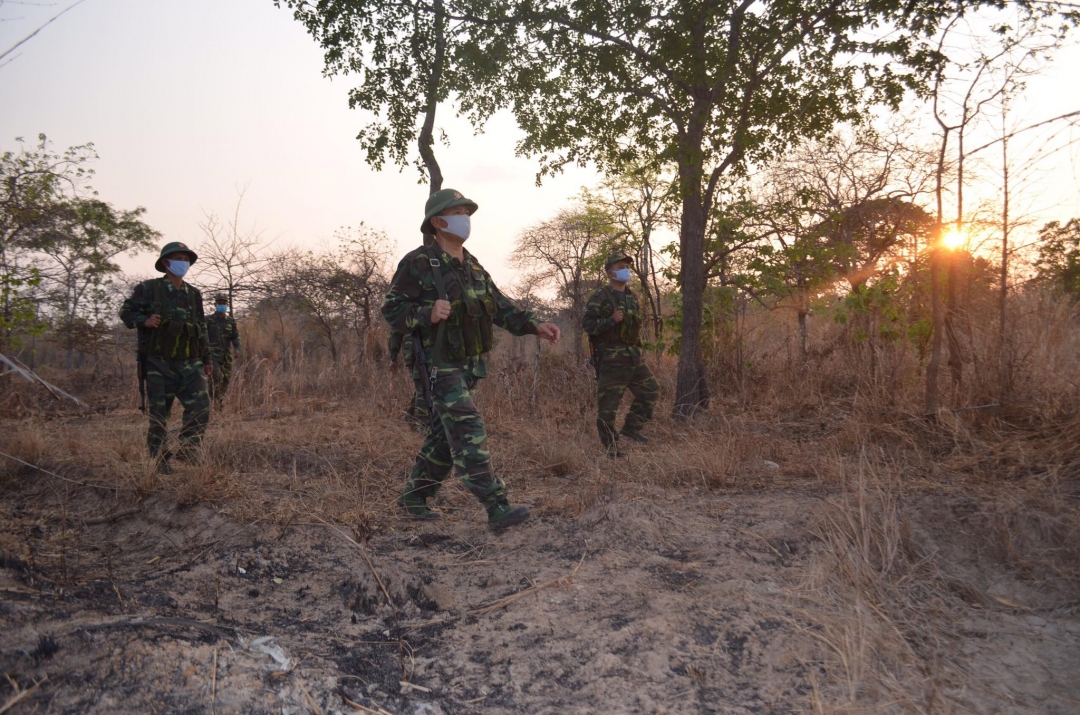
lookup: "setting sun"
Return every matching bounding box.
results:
[941,226,966,250]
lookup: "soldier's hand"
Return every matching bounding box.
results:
[430,299,452,324]
[390,361,401,373]
[537,322,561,345]
[613,310,625,324]
[204,364,214,376]
[144,314,162,328]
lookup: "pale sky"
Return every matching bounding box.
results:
[0,0,601,284]
[2,0,1079,286]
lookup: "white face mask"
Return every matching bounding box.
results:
[438,214,471,240]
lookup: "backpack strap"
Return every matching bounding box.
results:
[428,255,448,369]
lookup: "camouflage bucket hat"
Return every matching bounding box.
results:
[421,188,478,233]
[605,252,633,270]
[154,241,198,273]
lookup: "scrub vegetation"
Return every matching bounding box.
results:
[2,0,1080,712]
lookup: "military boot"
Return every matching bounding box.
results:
[487,498,530,531]
[153,451,173,474]
[620,429,649,444]
[605,443,627,459]
[398,493,440,520]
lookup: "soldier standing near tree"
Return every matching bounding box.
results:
[382,188,561,530]
[119,242,213,473]
[583,253,659,458]
[206,294,241,407]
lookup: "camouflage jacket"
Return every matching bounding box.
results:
[382,244,539,375]
[119,277,211,363]
[582,285,644,357]
[206,313,241,362]
[388,330,415,366]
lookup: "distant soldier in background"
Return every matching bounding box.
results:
[388,329,430,428]
[120,242,212,473]
[206,294,241,406]
[583,253,659,458]
[382,188,561,530]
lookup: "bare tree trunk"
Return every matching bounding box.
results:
[674,186,709,416]
[926,245,943,412]
[999,108,1009,397]
[417,0,445,198]
[797,309,808,365]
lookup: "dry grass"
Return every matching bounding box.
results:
[1,292,1077,712]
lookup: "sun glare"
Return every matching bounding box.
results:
[941,226,966,251]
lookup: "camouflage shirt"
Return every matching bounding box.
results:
[206,313,241,363]
[119,277,211,363]
[382,244,539,375]
[582,285,644,357]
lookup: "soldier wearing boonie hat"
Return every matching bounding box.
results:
[206,293,240,406]
[583,252,659,457]
[382,189,563,530]
[119,242,213,472]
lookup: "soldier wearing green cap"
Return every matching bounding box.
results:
[119,242,213,472]
[583,253,659,457]
[382,188,562,530]
[206,294,241,406]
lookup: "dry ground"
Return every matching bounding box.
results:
[1,359,1078,714]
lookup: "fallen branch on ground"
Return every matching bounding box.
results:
[316,516,393,610]
[74,617,237,642]
[468,550,587,617]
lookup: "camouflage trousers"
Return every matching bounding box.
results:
[404,366,431,426]
[596,354,659,445]
[209,355,233,404]
[403,369,506,507]
[146,356,210,457]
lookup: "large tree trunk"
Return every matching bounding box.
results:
[674,190,709,417]
[797,309,808,365]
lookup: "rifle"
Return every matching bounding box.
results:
[587,336,600,380]
[412,333,439,434]
[135,326,148,412]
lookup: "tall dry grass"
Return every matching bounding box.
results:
[1,289,1076,711]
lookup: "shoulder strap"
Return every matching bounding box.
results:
[428,255,448,367]
[149,278,166,317]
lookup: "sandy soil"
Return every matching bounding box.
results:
[2,461,1078,714]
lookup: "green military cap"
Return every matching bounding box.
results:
[422,188,478,233]
[154,241,199,273]
[605,252,632,270]
[214,294,228,303]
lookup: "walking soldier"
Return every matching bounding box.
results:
[382,189,561,530]
[206,294,241,406]
[582,253,659,457]
[119,242,212,472]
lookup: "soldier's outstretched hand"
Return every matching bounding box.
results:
[537,322,561,345]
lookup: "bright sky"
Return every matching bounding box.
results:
[0,0,600,285]
[1,0,1079,285]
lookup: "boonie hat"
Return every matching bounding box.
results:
[422,189,478,233]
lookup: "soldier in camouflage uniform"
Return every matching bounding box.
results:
[582,253,659,458]
[388,329,430,427]
[382,188,562,530]
[120,242,213,473]
[206,294,241,407]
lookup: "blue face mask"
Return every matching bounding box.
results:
[612,267,632,283]
[215,304,227,313]
[167,259,191,277]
